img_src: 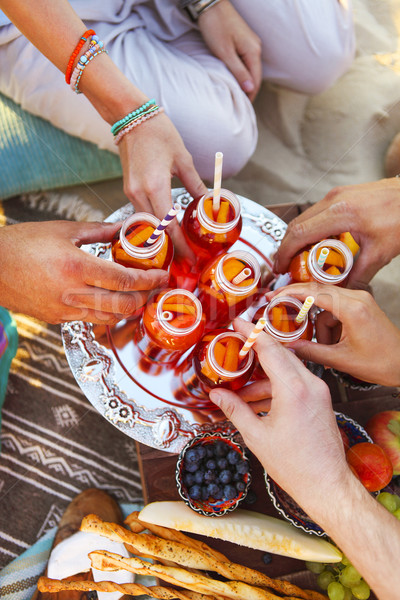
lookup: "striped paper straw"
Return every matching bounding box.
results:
[232,267,252,285]
[143,203,181,246]
[317,247,329,269]
[161,311,173,321]
[295,296,315,324]
[213,151,223,213]
[238,317,267,359]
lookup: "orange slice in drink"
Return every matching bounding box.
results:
[169,314,195,329]
[128,225,154,247]
[316,247,344,269]
[214,341,226,368]
[271,305,284,330]
[162,303,196,316]
[222,338,240,372]
[223,258,247,282]
[339,231,360,255]
[203,198,214,221]
[216,200,230,223]
[325,265,341,276]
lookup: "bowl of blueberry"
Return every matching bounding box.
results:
[176,431,251,516]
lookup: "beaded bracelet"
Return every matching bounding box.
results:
[70,40,105,91]
[114,107,164,145]
[110,99,156,135]
[65,29,96,84]
[112,105,160,136]
[73,48,108,94]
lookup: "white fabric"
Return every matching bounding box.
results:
[0,0,355,180]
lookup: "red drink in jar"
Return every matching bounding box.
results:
[179,330,255,398]
[134,289,205,364]
[181,189,242,265]
[111,212,173,271]
[197,250,261,330]
[289,239,353,285]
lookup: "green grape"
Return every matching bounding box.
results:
[393,494,400,510]
[342,587,354,600]
[339,565,362,587]
[317,570,336,590]
[351,580,370,600]
[305,561,325,574]
[393,507,400,520]
[327,581,345,600]
[377,492,398,513]
[341,555,351,566]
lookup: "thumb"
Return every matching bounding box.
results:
[72,221,122,246]
[176,157,208,203]
[210,388,263,445]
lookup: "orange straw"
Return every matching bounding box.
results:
[295,296,315,324]
[238,317,266,359]
[213,151,223,213]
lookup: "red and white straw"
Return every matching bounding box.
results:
[143,203,181,247]
[238,317,267,359]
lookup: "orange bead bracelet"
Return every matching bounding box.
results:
[65,29,96,84]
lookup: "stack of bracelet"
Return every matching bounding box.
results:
[111,100,165,145]
[65,31,108,94]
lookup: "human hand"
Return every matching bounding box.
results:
[209,318,350,515]
[274,178,400,288]
[268,283,400,387]
[118,112,206,258]
[198,0,262,102]
[0,220,169,324]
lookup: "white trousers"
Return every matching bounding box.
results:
[0,0,355,180]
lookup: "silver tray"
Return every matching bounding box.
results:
[61,189,287,453]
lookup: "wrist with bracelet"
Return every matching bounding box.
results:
[179,0,223,21]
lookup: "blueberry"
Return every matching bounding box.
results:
[197,445,207,460]
[183,472,195,487]
[206,459,217,470]
[204,469,217,483]
[217,457,228,470]
[236,460,249,475]
[185,447,199,464]
[188,484,202,500]
[207,483,223,499]
[223,484,237,500]
[201,485,209,500]
[219,469,232,484]
[215,441,228,457]
[262,552,273,565]
[235,480,246,492]
[233,471,243,482]
[227,449,240,465]
[184,461,199,473]
[206,445,215,458]
[194,469,205,484]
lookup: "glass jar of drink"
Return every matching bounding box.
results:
[260,295,314,343]
[289,239,353,285]
[197,250,261,330]
[181,189,242,265]
[134,289,205,364]
[111,212,173,271]
[178,330,255,399]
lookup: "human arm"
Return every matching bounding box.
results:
[0,221,168,324]
[0,0,207,223]
[197,0,262,102]
[274,178,400,288]
[209,319,400,599]
[267,283,400,387]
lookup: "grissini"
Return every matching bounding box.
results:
[81,514,325,600]
[138,501,342,563]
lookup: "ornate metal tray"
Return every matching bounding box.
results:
[61,189,287,453]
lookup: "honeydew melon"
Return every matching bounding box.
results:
[139,501,342,563]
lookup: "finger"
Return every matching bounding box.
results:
[209,387,266,447]
[240,47,262,99]
[274,207,355,274]
[174,154,208,203]
[315,310,341,345]
[237,378,272,402]
[346,244,381,288]
[289,338,344,369]
[82,255,169,292]
[248,398,272,414]
[72,221,123,246]
[270,283,354,321]
[60,307,124,326]
[225,52,256,97]
[62,287,151,316]
[232,318,312,401]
